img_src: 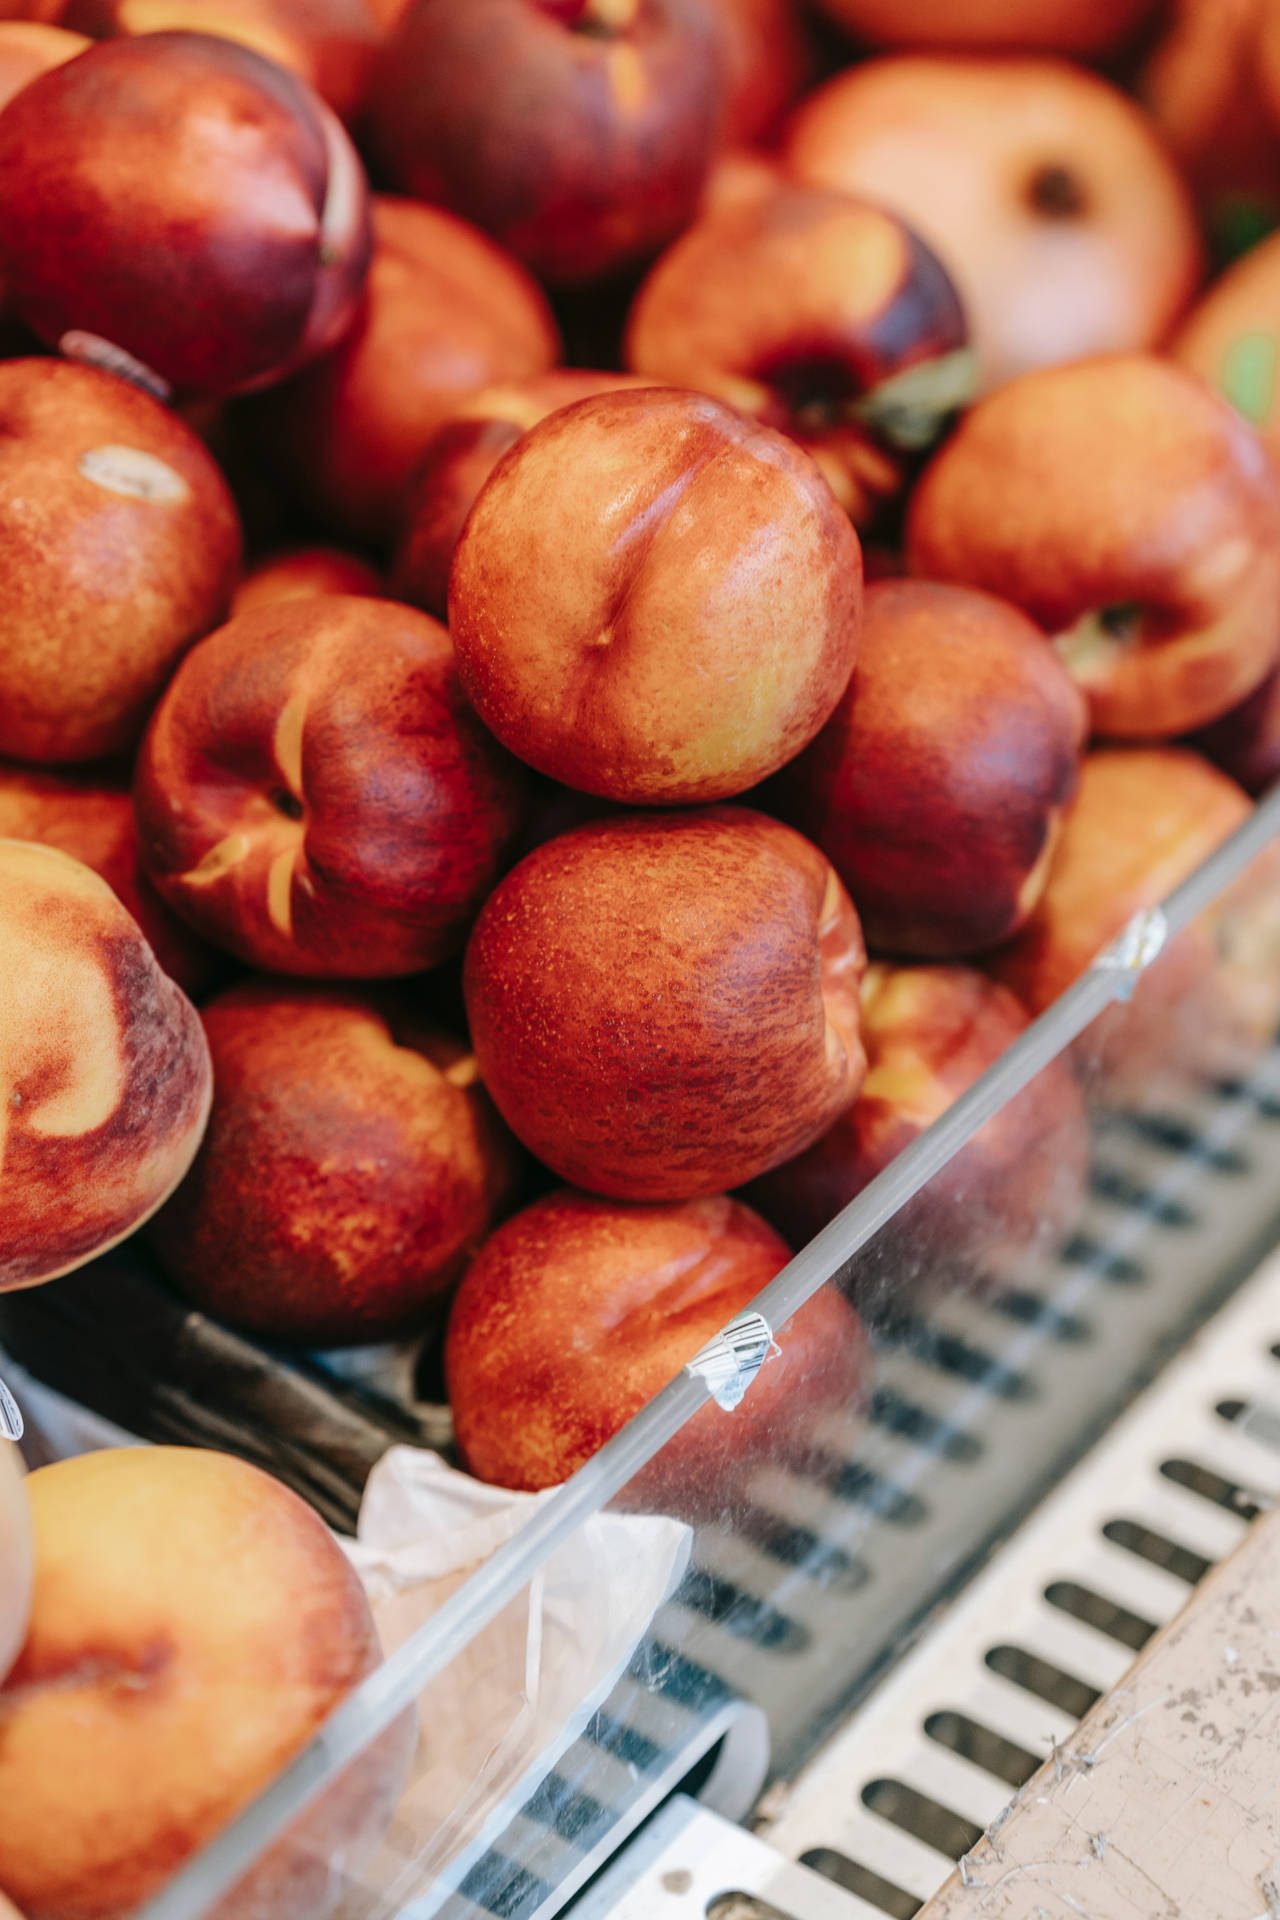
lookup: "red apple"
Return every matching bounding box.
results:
[463,806,867,1200]
[0,840,212,1291]
[0,31,372,400]
[785,57,1203,395]
[392,370,651,620]
[907,355,1280,738]
[626,183,972,524]
[450,387,862,805]
[766,579,1085,956]
[135,594,529,978]
[744,961,1090,1288]
[233,544,384,615]
[0,358,240,765]
[365,0,725,285]
[150,980,521,1345]
[445,1189,868,1503]
[251,195,560,547]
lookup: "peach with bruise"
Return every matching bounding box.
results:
[785,58,1202,395]
[134,594,529,978]
[366,0,724,286]
[0,764,218,996]
[59,0,380,123]
[150,981,522,1345]
[626,184,972,526]
[0,840,212,1290]
[252,195,560,547]
[0,358,240,765]
[744,962,1090,1289]
[907,356,1280,739]
[0,1446,408,1920]
[393,370,651,620]
[767,580,1085,957]
[803,0,1160,52]
[446,1189,868,1499]
[232,543,384,616]
[0,31,372,400]
[463,806,867,1200]
[450,387,863,806]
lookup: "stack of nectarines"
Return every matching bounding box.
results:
[2,3,1280,1907]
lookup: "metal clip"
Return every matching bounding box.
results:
[0,1372,22,1442]
[1098,906,1168,1003]
[685,1310,778,1412]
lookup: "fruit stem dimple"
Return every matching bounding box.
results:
[1026,163,1088,220]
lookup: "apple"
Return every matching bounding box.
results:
[0,1446,409,1920]
[626,182,972,524]
[0,840,212,1291]
[766,579,1084,956]
[744,961,1090,1291]
[906,355,1280,739]
[450,386,862,805]
[784,56,1203,394]
[135,594,529,978]
[365,0,725,285]
[250,195,560,548]
[233,543,384,616]
[0,30,372,399]
[392,370,651,620]
[0,764,218,995]
[445,1189,868,1503]
[800,0,1160,54]
[0,358,240,766]
[463,806,867,1200]
[150,979,522,1345]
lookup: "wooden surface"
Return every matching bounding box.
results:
[918,1505,1280,1918]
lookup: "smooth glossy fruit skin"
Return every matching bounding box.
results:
[0,840,212,1291]
[907,355,1280,739]
[463,806,867,1201]
[626,184,972,524]
[0,30,372,399]
[766,578,1085,956]
[445,1188,868,1508]
[449,386,863,806]
[366,0,725,285]
[135,594,530,978]
[0,1446,409,1920]
[150,980,522,1345]
[0,358,241,765]
[785,56,1203,395]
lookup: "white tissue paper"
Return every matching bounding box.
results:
[338,1446,693,1920]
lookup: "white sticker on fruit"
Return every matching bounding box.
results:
[0,1373,22,1442]
[59,330,172,403]
[686,1308,778,1411]
[77,445,189,504]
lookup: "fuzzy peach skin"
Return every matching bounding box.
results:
[784,58,1202,396]
[767,580,1085,957]
[0,31,371,401]
[1173,228,1280,470]
[0,764,217,996]
[393,370,651,621]
[0,1446,410,1920]
[0,840,212,1290]
[744,962,1090,1287]
[464,806,867,1200]
[232,544,384,616]
[907,356,1280,740]
[445,1190,868,1503]
[803,0,1159,52]
[60,0,380,124]
[626,185,971,526]
[450,387,862,806]
[0,1444,31,1687]
[135,595,528,978]
[366,0,724,287]
[150,980,521,1345]
[988,747,1280,1103]
[0,359,240,765]
[251,196,559,548]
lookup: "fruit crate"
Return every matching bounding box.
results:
[5,780,1275,1920]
